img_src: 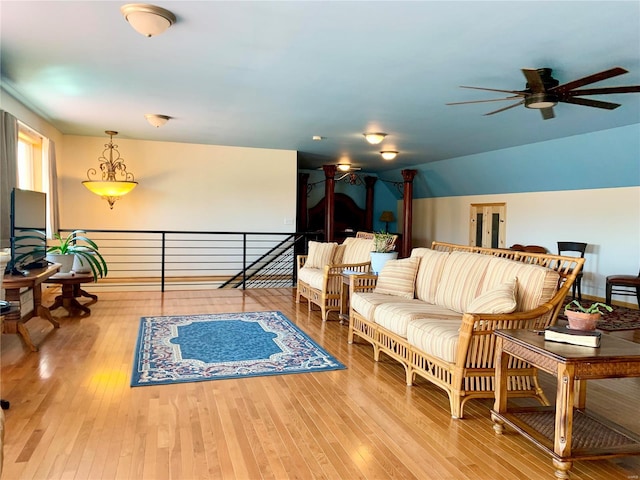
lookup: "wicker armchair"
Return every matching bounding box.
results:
[296,232,396,321]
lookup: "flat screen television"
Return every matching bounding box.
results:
[7,188,48,274]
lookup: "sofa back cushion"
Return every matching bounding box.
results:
[374,256,420,299]
[305,241,338,268]
[342,237,374,264]
[482,257,559,312]
[411,248,450,304]
[434,251,493,313]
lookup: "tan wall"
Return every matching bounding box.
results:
[59,135,297,232]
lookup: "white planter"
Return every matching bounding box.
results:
[72,252,95,273]
[370,251,398,274]
[46,253,75,273]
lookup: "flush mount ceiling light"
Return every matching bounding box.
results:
[121,3,176,37]
[380,151,398,161]
[363,132,387,145]
[144,114,170,127]
[82,131,138,209]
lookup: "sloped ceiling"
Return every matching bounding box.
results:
[1,1,639,172]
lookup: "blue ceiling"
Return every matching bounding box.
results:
[1,1,639,173]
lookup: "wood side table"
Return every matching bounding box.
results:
[2,264,61,351]
[44,272,98,316]
[339,271,376,324]
[491,329,640,479]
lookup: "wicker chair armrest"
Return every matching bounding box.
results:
[349,274,379,295]
[297,255,308,272]
[325,261,371,275]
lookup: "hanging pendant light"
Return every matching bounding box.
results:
[82,131,138,209]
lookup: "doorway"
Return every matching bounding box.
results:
[469,203,506,249]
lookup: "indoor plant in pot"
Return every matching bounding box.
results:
[46,230,108,280]
[564,300,613,331]
[370,232,398,274]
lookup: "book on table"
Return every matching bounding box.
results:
[544,325,602,348]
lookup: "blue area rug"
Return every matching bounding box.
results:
[131,311,345,386]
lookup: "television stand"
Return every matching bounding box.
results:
[2,263,61,351]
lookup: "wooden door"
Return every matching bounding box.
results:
[469,203,506,249]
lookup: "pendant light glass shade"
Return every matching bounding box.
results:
[82,131,138,209]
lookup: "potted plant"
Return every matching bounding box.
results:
[564,299,613,331]
[46,230,108,280]
[370,232,398,274]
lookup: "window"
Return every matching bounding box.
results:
[17,124,45,191]
[16,122,55,237]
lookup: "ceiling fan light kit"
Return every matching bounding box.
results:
[524,93,558,109]
[448,66,640,120]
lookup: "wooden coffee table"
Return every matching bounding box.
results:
[491,329,640,479]
[44,272,98,316]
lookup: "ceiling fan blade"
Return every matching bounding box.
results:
[460,85,527,95]
[540,107,555,120]
[561,97,621,110]
[563,86,640,96]
[446,96,523,106]
[522,69,546,93]
[551,67,628,93]
[483,100,525,116]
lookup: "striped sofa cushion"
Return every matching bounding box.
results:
[374,302,461,338]
[434,252,493,313]
[481,257,559,311]
[411,248,450,304]
[374,256,420,299]
[407,318,462,363]
[343,237,374,264]
[305,241,338,268]
[350,292,414,322]
[297,267,326,290]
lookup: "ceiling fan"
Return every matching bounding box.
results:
[447,67,640,120]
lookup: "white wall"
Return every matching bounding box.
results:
[409,186,640,300]
[59,135,297,232]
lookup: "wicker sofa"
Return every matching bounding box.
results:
[296,233,376,321]
[348,241,584,418]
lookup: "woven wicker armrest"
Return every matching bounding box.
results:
[297,255,308,270]
[349,273,378,295]
[325,261,371,275]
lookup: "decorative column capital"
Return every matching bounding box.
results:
[401,169,417,183]
[323,164,338,178]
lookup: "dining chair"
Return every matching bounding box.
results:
[605,270,640,307]
[557,242,587,301]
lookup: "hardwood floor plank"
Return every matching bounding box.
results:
[1,288,639,479]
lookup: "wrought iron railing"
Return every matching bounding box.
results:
[57,229,321,291]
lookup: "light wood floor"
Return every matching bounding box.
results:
[1,288,639,480]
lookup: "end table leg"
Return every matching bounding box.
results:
[491,412,505,434]
[552,458,572,479]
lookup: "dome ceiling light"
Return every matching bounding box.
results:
[145,114,171,127]
[363,132,387,145]
[121,3,176,37]
[380,151,398,161]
